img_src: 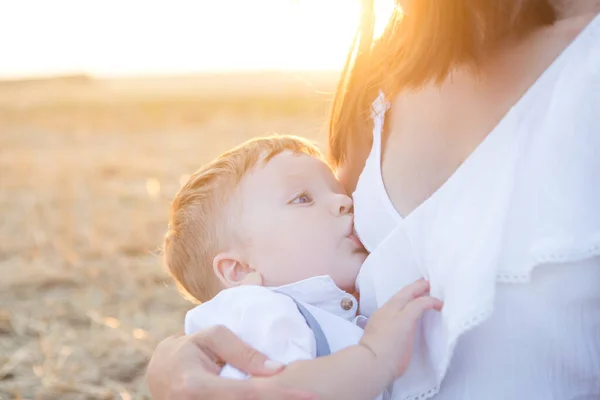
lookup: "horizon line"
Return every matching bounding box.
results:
[0,68,343,82]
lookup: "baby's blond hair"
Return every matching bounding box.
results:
[163,135,323,303]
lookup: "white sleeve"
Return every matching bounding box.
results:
[184,285,316,379]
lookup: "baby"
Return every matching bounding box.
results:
[162,135,442,400]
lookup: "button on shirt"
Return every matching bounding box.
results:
[184,275,365,380]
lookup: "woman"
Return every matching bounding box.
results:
[147,0,600,399]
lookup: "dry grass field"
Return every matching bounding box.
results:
[0,71,338,399]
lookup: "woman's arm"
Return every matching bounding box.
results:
[146,327,316,400]
[147,280,441,400]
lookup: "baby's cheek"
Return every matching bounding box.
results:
[337,262,362,292]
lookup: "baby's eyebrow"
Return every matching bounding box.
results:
[275,173,306,195]
[281,171,306,181]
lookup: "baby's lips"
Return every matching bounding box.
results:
[347,232,366,250]
[350,227,367,250]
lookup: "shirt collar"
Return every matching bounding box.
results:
[269,275,358,322]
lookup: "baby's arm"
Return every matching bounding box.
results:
[256,279,442,400]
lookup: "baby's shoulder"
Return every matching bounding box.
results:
[214,285,297,309]
[184,285,301,334]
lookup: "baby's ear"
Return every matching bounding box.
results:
[213,252,263,288]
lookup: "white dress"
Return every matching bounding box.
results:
[353,14,600,400]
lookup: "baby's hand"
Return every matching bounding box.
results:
[359,279,442,382]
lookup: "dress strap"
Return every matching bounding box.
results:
[370,90,391,160]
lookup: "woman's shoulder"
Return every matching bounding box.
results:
[519,14,599,188]
[522,14,599,119]
[497,51,600,280]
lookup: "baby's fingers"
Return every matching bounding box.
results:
[401,296,443,324]
[383,279,431,311]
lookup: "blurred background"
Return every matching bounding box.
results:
[0,0,394,398]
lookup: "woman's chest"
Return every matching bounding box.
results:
[354,103,524,313]
[380,81,518,219]
[378,28,572,219]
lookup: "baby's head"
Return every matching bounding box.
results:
[163,135,366,303]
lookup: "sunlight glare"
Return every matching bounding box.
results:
[0,0,397,78]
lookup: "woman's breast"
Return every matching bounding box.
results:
[352,149,400,253]
[352,148,428,317]
[355,224,424,317]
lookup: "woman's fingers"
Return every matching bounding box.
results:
[191,325,285,377]
[147,330,314,400]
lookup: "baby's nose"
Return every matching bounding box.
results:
[334,194,353,215]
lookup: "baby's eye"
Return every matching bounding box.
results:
[291,193,313,204]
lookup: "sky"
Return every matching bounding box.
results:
[0,0,395,78]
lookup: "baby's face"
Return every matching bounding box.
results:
[235,151,367,291]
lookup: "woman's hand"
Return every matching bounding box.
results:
[146,325,317,400]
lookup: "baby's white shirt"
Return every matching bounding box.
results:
[185,275,386,397]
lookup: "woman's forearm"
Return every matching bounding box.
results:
[255,344,392,400]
